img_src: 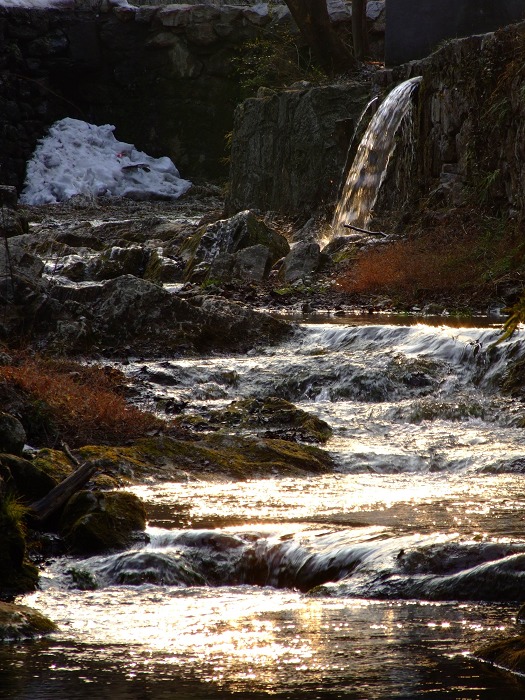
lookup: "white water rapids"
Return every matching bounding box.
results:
[5,317,525,699]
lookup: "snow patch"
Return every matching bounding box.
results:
[21,118,192,205]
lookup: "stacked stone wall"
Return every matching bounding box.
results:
[0,2,385,196]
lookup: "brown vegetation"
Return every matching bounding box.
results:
[336,211,525,304]
[0,354,160,448]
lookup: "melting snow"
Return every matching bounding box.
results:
[20,117,192,205]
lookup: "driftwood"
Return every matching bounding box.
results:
[343,223,387,237]
[29,461,98,523]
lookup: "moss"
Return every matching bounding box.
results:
[133,433,334,479]
[0,496,39,595]
[475,635,525,675]
[209,397,333,443]
[61,490,146,554]
[32,449,74,483]
[0,602,57,641]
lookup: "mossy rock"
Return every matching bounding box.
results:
[131,433,334,480]
[181,210,290,282]
[32,449,74,483]
[475,634,525,675]
[0,502,39,595]
[209,397,333,443]
[0,453,57,502]
[75,432,334,483]
[61,490,146,554]
[0,602,57,641]
[143,248,183,283]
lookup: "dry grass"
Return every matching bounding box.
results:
[0,355,161,448]
[337,212,525,303]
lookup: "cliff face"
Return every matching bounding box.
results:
[226,83,371,218]
[228,21,525,223]
[402,22,525,219]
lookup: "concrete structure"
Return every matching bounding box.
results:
[385,0,525,65]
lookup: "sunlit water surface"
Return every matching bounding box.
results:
[5,319,525,699]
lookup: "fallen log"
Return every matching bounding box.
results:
[29,461,98,523]
[343,223,387,237]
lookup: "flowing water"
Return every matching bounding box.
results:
[331,77,422,236]
[4,317,525,699]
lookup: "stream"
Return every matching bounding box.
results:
[3,316,525,699]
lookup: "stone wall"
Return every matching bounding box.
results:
[387,21,525,218]
[385,0,525,66]
[228,20,525,222]
[0,3,275,191]
[0,2,385,195]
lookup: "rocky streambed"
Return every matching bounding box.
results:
[2,190,525,695]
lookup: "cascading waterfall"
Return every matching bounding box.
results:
[331,76,422,238]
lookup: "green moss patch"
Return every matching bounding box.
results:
[0,602,57,641]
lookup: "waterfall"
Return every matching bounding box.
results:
[331,76,422,238]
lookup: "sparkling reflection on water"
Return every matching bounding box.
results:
[5,320,525,699]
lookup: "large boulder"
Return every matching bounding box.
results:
[226,83,370,216]
[182,210,289,282]
[475,634,525,675]
[0,493,39,595]
[61,490,147,554]
[48,274,291,354]
[282,241,322,283]
[0,454,57,502]
[0,413,27,456]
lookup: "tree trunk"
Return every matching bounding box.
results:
[352,0,369,61]
[29,461,98,524]
[284,0,355,75]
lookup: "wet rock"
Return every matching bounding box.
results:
[75,433,335,483]
[282,241,321,283]
[143,248,183,283]
[0,602,57,641]
[61,490,147,554]
[208,397,333,443]
[0,413,26,456]
[475,634,525,675]
[182,210,289,282]
[89,245,150,281]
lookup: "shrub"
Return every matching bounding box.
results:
[337,212,525,302]
[0,355,161,448]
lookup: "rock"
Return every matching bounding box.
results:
[0,208,28,239]
[226,84,370,216]
[282,241,321,283]
[475,634,525,675]
[76,433,335,482]
[143,248,183,283]
[0,494,39,595]
[0,453,57,502]
[0,602,57,641]
[48,274,291,354]
[61,490,147,554]
[207,397,333,443]
[182,210,289,282]
[89,245,150,280]
[0,413,26,456]
[231,244,272,283]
